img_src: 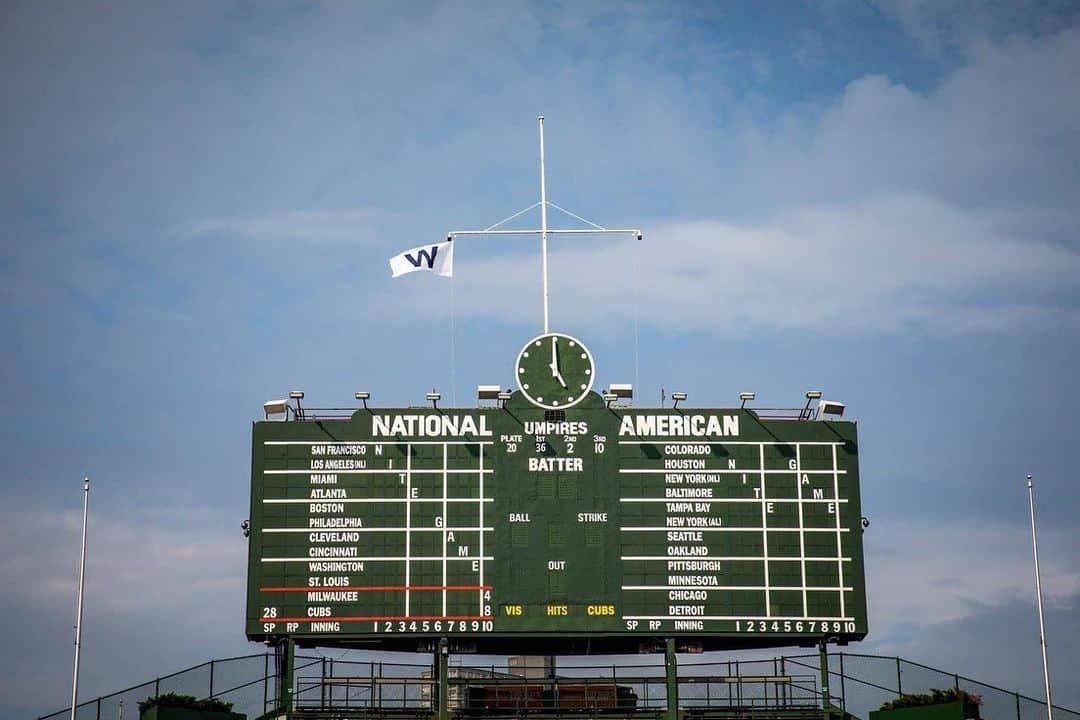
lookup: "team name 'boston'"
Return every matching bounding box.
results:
[371,414,493,437]
[619,414,739,437]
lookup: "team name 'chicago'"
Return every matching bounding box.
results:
[618,414,739,437]
[371,414,493,437]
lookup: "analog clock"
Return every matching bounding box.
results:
[515,332,595,409]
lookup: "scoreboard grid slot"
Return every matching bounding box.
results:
[257,440,494,624]
[248,409,866,646]
[617,440,853,624]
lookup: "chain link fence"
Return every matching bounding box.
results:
[39,651,1078,720]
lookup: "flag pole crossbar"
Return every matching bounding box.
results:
[448,228,642,236]
[391,117,643,338]
[445,211,642,334]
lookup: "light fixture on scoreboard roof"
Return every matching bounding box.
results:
[426,391,441,409]
[739,391,755,408]
[289,390,305,420]
[354,391,370,409]
[477,385,502,403]
[602,391,618,407]
[262,399,289,421]
[497,390,513,408]
[817,399,845,420]
[671,391,687,409]
[800,390,822,420]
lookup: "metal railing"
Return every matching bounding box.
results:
[803,652,1080,720]
[38,651,1080,720]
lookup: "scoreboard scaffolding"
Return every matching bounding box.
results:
[247,337,867,653]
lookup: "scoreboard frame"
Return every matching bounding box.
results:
[246,392,867,653]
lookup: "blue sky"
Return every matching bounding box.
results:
[2,1,1080,717]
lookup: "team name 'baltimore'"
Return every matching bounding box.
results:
[371,414,493,437]
[619,414,739,437]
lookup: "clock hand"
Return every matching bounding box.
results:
[551,336,559,375]
[554,369,568,388]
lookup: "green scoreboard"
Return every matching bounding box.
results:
[246,334,867,652]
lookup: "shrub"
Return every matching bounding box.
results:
[880,688,982,711]
[138,693,234,713]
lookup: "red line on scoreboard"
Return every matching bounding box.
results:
[259,585,492,592]
[260,615,494,622]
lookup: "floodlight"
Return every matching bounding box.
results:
[602,392,618,407]
[263,399,289,420]
[355,391,370,409]
[817,399,845,419]
[609,384,633,399]
[497,390,513,408]
[477,385,501,401]
[288,390,306,419]
[800,390,822,420]
[426,391,441,409]
[671,391,687,409]
[739,391,755,408]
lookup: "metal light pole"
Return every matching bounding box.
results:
[70,477,90,720]
[1026,474,1053,720]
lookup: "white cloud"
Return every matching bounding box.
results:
[736,28,1080,213]
[395,193,1080,334]
[0,499,249,707]
[0,499,244,616]
[865,520,1080,634]
[177,27,1080,337]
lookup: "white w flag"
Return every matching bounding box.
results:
[389,240,454,278]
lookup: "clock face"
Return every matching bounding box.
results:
[515,332,595,410]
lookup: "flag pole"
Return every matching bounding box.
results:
[70,476,90,720]
[538,115,550,334]
[1026,474,1053,720]
[444,117,643,330]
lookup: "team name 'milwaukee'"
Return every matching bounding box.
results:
[618,414,739,437]
[371,414,493,437]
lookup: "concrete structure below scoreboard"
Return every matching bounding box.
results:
[508,656,555,679]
